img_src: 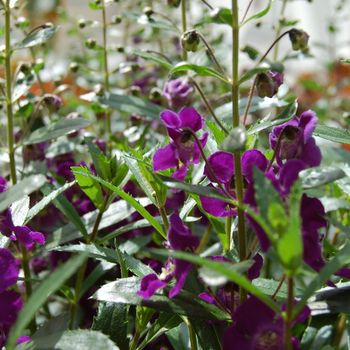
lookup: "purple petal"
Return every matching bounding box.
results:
[241,149,269,182]
[204,151,234,184]
[178,107,205,132]
[0,290,23,325]
[300,137,322,167]
[247,253,263,281]
[168,211,198,251]
[246,213,271,252]
[136,274,168,300]
[279,160,305,196]
[12,226,34,247]
[16,336,31,345]
[153,143,178,171]
[169,259,193,298]
[31,231,45,245]
[0,248,19,293]
[160,110,181,129]
[299,110,318,142]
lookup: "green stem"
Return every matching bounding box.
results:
[226,215,232,251]
[232,0,247,304]
[284,276,294,350]
[102,0,111,153]
[181,0,188,61]
[5,0,16,185]
[187,319,198,350]
[274,0,288,61]
[129,331,141,350]
[333,314,347,350]
[159,205,169,232]
[196,223,212,254]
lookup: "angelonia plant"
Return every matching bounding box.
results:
[2,0,350,350]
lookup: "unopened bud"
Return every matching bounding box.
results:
[131,63,141,72]
[54,76,63,87]
[20,62,32,75]
[130,86,141,97]
[85,37,96,49]
[15,17,28,28]
[78,19,87,28]
[116,45,124,53]
[181,30,200,53]
[69,62,79,72]
[112,15,122,24]
[149,87,162,101]
[288,29,309,51]
[35,58,44,70]
[94,84,104,96]
[143,7,153,17]
[44,22,54,28]
[167,0,181,7]
[44,95,62,112]
[95,0,101,4]
[255,71,283,98]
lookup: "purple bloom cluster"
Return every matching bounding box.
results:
[162,77,194,110]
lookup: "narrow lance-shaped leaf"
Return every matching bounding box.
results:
[313,124,350,145]
[133,49,172,70]
[238,66,270,85]
[12,73,36,102]
[241,0,276,26]
[71,169,167,239]
[13,26,60,50]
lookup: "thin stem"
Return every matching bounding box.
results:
[266,126,290,171]
[195,31,231,83]
[200,0,213,10]
[5,0,16,185]
[196,223,212,254]
[232,0,247,305]
[226,215,232,251]
[272,273,286,300]
[146,50,173,64]
[102,0,112,153]
[129,331,141,350]
[191,78,229,134]
[152,11,182,33]
[274,0,288,61]
[188,320,198,350]
[181,0,188,61]
[239,0,254,25]
[26,23,51,37]
[284,276,294,350]
[159,205,170,232]
[333,314,347,350]
[242,75,258,125]
[206,287,231,315]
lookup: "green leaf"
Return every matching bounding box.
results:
[13,26,60,50]
[189,318,222,350]
[294,241,350,317]
[314,124,350,144]
[32,313,70,339]
[0,175,46,212]
[94,277,230,321]
[154,174,235,205]
[166,325,190,350]
[205,121,226,145]
[53,243,155,277]
[241,0,276,26]
[6,254,87,350]
[23,117,90,145]
[238,66,270,85]
[170,62,231,85]
[300,325,333,350]
[88,2,102,10]
[72,166,104,212]
[133,49,172,70]
[97,92,164,120]
[220,126,247,153]
[92,302,128,350]
[25,181,77,224]
[148,249,280,315]
[216,96,288,120]
[43,198,152,250]
[300,166,346,189]
[123,155,157,206]
[247,100,298,135]
[204,7,232,26]
[14,103,34,118]
[11,195,30,226]
[15,330,120,350]
[138,313,183,350]
[12,73,36,102]
[70,170,167,239]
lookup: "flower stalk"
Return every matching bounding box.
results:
[284,276,294,350]
[181,0,188,61]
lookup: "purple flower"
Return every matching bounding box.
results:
[200,150,270,217]
[269,110,322,168]
[153,107,208,180]
[222,296,309,350]
[162,77,194,110]
[137,211,199,299]
[255,71,284,98]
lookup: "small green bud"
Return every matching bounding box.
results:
[149,87,162,101]
[69,62,79,73]
[95,0,101,4]
[116,45,125,53]
[288,29,309,51]
[130,86,141,97]
[78,19,87,28]
[35,58,44,69]
[85,37,96,49]
[54,76,63,87]
[143,6,153,17]
[15,17,28,28]
[44,22,54,28]
[167,0,181,7]
[112,15,122,24]
[20,62,32,75]
[181,30,200,52]
[94,84,104,96]
[131,63,141,72]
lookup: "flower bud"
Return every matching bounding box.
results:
[112,15,122,24]
[69,62,79,72]
[167,0,182,7]
[130,86,141,97]
[288,29,309,51]
[44,22,54,28]
[20,62,32,75]
[94,84,104,96]
[15,16,28,28]
[78,19,87,28]
[149,87,162,102]
[255,71,283,98]
[181,30,200,53]
[116,45,125,53]
[85,37,96,49]
[35,58,44,70]
[162,77,194,109]
[143,7,153,17]
[43,95,62,112]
